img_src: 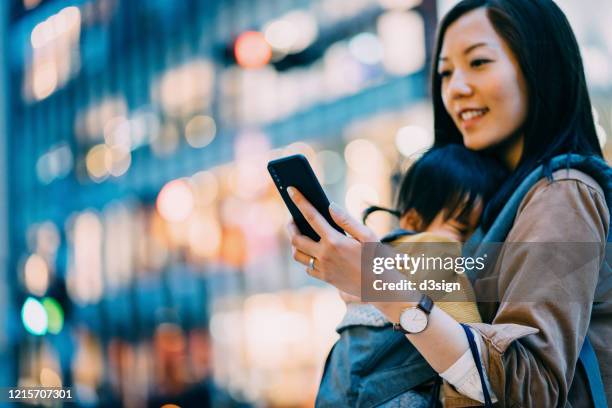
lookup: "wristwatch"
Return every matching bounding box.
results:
[393,294,434,334]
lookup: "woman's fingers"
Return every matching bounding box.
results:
[287,221,316,266]
[286,221,319,257]
[292,247,311,266]
[284,196,364,295]
[292,248,323,278]
[329,203,378,242]
[292,232,319,259]
[287,187,338,239]
[287,221,320,275]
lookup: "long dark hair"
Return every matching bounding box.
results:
[431,0,603,228]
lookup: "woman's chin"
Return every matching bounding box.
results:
[461,136,492,151]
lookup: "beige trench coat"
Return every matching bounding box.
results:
[443,170,611,407]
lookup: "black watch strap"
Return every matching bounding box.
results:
[392,322,407,333]
[418,294,434,315]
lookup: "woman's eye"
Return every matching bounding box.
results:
[470,58,491,68]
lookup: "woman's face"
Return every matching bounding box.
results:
[438,8,528,153]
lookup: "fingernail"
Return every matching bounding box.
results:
[287,186,295,198]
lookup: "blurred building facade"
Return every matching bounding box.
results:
[1,0,611,407]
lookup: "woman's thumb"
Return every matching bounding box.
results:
[329,203,377,242]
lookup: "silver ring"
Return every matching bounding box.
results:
[309,256,316,271]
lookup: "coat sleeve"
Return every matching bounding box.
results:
[444,173,609,407]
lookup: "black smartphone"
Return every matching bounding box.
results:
[267,154,344,241]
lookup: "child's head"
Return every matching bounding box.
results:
[363,144,507,242]
[396,145,506,241]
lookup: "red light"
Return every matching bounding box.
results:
[234,31,272,69]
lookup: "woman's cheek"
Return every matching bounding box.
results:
[493,67,527,126]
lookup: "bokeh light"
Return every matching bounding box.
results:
[185,115,216,148]
[264,19,297,54]
[108,146,132,177]
[219,226,247,268]
[377,11,425,75]
[29,6,81,101]
[228,160,269,200]
[188,212,222,259]
[42,297,64,335]
[66,211,104,305]
[349,33,384,65]
[85,144,112,182]
[21,297,48,336]
[103,202,134,290]
[36,143,73,184]
[263,10,318,55]
[157,179,195,223]
[191,171,219,207]
[282,141,317,164]
[40,367,62,387]
[345,183,380,218]
[103,116,132,150]
[30,6,81,49]
[234,31,272,69]
[315,150,345,185]
[323,41,365,96]
[32,61,58,100]
[76,97,127,142]
[156,60,214,118]
[24,254,49,296]
[84,143,131,180]
[24,0,43,10]
[395,125,432,157]
[36,222,61,258]
[344,138,384,174]
[378,0,422,9]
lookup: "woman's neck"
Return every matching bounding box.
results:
[501,135,524,170]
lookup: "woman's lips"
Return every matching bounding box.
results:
[459,108,489,130]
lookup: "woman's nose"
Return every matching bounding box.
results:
[445,71,473,100]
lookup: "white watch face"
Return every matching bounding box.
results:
[399,308,428,333]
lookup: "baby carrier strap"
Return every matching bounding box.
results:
[480,154,612,244]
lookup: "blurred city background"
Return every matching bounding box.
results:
[0,0,610,406]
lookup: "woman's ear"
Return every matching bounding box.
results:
[399,209,424,232]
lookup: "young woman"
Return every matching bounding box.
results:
[286,0,610,406]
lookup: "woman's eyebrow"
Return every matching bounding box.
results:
[464,42,491,54]
[439,42,492,61]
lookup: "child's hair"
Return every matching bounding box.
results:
[363,144,507,227]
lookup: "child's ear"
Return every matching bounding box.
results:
[399,209,424,232]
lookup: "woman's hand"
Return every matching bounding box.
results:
[339,290,362,304]
[286,187,378,297]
